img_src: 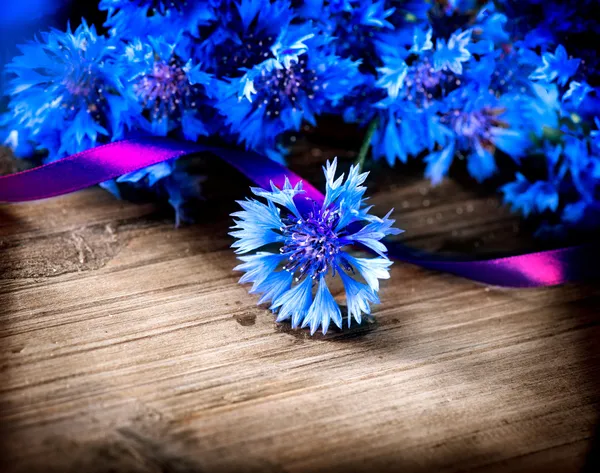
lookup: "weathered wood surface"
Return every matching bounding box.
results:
[1,148,599,473]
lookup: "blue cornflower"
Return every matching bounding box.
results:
[501,172,560,217]
[4,21,126,160]
[377,28,443,102]
[501,131,600,229]
[120,37,217,141]
[376,27,479,107]
[372,26,477,167]
[530,45,580,87]
[187,0,297,79]
[426,87,532,184]
[216,34,361,161]
[99,0,214,38]
[111,36,213,220]
[501,142,564,219]
[231,159,402,335]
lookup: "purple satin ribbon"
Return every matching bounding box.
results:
[1,137,597,288]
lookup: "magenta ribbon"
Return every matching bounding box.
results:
[0,137,597,288]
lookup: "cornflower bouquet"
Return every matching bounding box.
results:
[2,0,599,232]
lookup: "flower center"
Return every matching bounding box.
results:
[443,107,504,145]
[63,73,94,97]
[253,56,318,118]
[281,206,342,280]
[61,66,107,121]
[403,58,448,106]
[134,57,194,122]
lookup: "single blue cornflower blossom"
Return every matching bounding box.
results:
[121,37,216,140]
[231,159,402,335]
[502,129,600,230]
[4,21,126,160]
[110,37,213,220]
[187,0,296,78]
[501,143,564,218]
[217,34,361,160]
[426,87,531,184]
[376,27,476,107]
[501,172,560,218]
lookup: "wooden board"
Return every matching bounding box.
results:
[1,149,599,473]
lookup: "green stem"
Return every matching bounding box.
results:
[355,118,378,172]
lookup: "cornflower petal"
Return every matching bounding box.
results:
[254,271,294,305]
[271,276,313,328]
[339,271,380,326]
[302,277,342,335]
[341,254,393,292]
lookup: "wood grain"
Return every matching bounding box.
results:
[0,147,599,473]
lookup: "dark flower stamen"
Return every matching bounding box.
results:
[134,57,194,123]
[280,202,344,280]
